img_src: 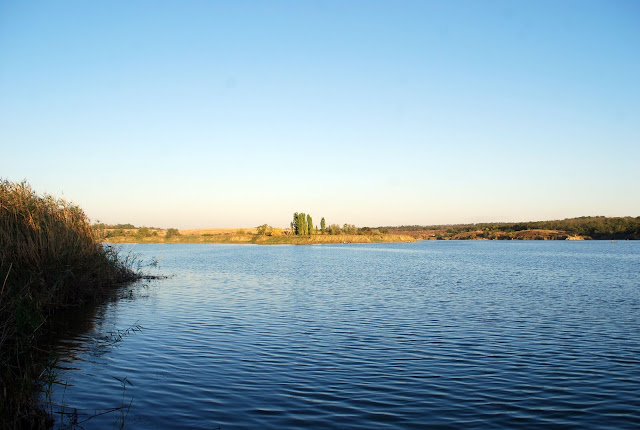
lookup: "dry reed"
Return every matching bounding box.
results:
[0,180,141,429]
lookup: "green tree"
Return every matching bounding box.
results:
[301,213,308,235]
[297,213,304,235]
[320,217,326,233]
[307,214,313,235]
[292,212,299,235]
[293,212,308,236]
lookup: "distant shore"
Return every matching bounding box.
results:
[99,230,584,244]
[95,216,640,244]
[99,228,415,244]
[95,228,597,245]
[385,216,639,241]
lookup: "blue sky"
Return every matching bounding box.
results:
[1,1,638,228]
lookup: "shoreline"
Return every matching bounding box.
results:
[101,233,416,245]
[95,216,640,243]
[99,231,634,245]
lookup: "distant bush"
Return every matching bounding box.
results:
[136,227,151,238]
[113,223,136,229]
[327,224,342,235]
[165,228,180,239]
[94,223,136,229]
[342,224,357,234]
[256,224,271,235]
[358,227,373,235]
[104,228,125,238]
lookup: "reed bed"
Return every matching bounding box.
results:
[0,180,142,429]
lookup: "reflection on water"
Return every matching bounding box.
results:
[48,241,640,429]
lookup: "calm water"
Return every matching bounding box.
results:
[48,241,640,429]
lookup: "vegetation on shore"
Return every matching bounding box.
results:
[388,216,640,240]
[0,180,143,429]
[94,226,415,244]
[95,215,640,245]
[95,211,415,244]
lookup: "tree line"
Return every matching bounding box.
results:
[393,216,640,240]
[288,212,375,236]
[291,212,315,235]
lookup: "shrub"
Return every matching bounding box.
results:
[342,224,357,234]
[165,228,180,239]
[105,228,125,238]
[327,224,342,235]
[136,227,151,238]
[358,227,373,235]
[256,224,273,235]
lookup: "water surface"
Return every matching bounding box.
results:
[49,241,640,429]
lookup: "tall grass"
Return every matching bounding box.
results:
[0,180,142,429]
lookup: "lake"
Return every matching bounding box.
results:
[47,241,640,429]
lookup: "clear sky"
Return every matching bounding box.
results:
[1,1,639,228]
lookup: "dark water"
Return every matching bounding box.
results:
[48,241,640,429]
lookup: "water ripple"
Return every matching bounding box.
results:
[49,242,640,429]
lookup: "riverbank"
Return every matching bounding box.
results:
[100,228,415,244]
[388,216,640,240]
[391,228,586,241]
[0,180,143,429]
[95,215,640,244]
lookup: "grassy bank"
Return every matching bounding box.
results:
[0,180,142,429]
[97,227,415,244]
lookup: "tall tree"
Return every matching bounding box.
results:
[307,214,313,235]
[292,212,299,235]
[297,212,307,236]
[320,217,326,233]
